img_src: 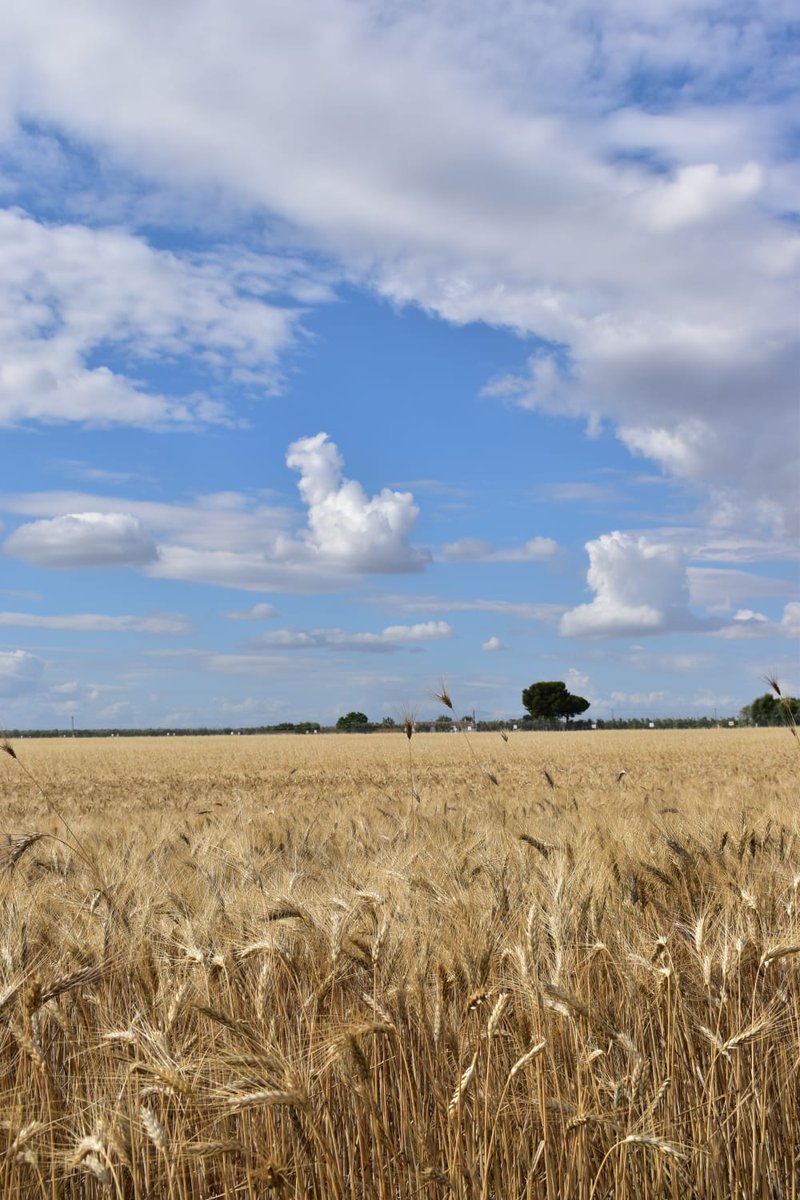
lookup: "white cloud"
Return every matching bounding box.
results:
[0,490,294,550]
[439,536,557,563]
[248,620,452,652]
[0,610,188,633]
[0,0,791,544]
[146,545,341,593]
[481,636,505,651]
[0,1,794,537]
[715,601,800,640]
[1,434,426,588]
[734,608,770,623]
[0,649,45,696]
[223,603,279,620]
[561,531,705,638]
[286,433,428,573]
[0,0,796,549]
[0,209,305,428]
[4,512,157,567]
[781,602,800,638]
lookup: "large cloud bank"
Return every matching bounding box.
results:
[0,0,794,536]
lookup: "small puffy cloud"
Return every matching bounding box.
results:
[0,611,188,633]
[734,608,770,624]
[0,650,45,696]
[5,512,157,568]
[223,603,279,620]
[716,601,800,640]
[249,621,452,652]
[286,433,428,573]
[440,536,557,563]
[481,636,505,651]
[561,531,703,638]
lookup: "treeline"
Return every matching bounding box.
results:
[3,722,321,739]
[5,716,752,738]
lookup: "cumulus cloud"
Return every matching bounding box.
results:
[248,621,452,652]
[560,531,705,638]
[0,610,188,633]
[481,636,505,651]
[1,434,427,588]
[0,209,306,428]
[286,433,428,573]
[0,649,45,696]
[4,512,157,568]
[439,537,557,563]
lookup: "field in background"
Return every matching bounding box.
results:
[0,730,797,1198]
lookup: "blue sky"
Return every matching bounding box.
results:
[0,0,797,727]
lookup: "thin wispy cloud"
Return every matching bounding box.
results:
[439,537,558,563]
[247,621,452,653]
[0,611,189,634]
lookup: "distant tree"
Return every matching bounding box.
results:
[435,714,454,728]
[380,717,397,727]
[741,693,800,726]
[522,681,590,724]
[336,711,370,731]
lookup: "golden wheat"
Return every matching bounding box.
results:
[0,729,795,1198]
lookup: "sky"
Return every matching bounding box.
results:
[0,0,798,729]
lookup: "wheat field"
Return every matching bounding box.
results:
[0,729,797,1198]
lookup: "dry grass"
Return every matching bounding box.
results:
[0,729,797,1198]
